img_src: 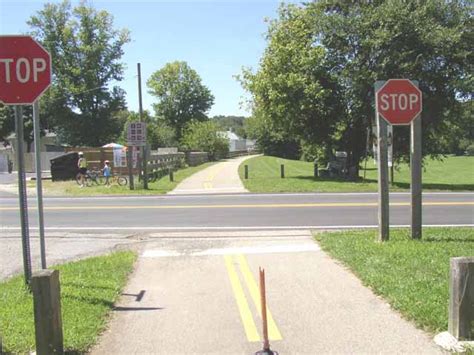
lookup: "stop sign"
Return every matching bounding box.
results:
[0,36,52,105]
[376,79,422,125]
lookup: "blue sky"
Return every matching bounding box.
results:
[0,0,287,117]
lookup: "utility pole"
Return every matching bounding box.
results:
[137,63,148,189]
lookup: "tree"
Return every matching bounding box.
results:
[180,120,229,160]
[311,0,473,167]
[238,4,344,163]
[241,1,473,170]
[147,61,214,140]
[27,0,131,146]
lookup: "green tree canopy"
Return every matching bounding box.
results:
[241,1,473,168]
[147,61,214,140]
[180,120,229,160]
[27,0,131,146]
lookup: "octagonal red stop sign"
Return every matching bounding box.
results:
[376,79,422,125]
[0,36,51,105]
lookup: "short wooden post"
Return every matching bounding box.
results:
[169,169,174,182]
[32,269,64,355]
[244,165,248,179]
[449,257,474,340]
[280,164,285,179]
[314,163,318,178]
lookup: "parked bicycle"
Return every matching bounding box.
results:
[107,173,128,186]
[75,169,104,187]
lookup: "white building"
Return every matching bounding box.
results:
[218,130,247,152]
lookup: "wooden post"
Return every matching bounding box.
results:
[244,165,248,179]
[375,81,389,242]
[127,147,134,190]
[314,163,318,178]
[411,114,422,239]
[32,269,64,355]
[137,63,148,189]
[449,257,474,340]
[280,164,285,179]
[169,169,174,182]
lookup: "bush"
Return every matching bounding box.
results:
[466,144,474,156]
[180,120,229,160]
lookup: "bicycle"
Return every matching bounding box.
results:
[105,173,128,186]
[76,169,104,187]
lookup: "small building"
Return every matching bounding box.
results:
[218,130,247,152]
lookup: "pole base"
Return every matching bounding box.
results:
[255,350,278,355]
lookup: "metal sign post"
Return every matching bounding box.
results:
[411,114,422,239]
[0,35,52,284]
[33,101,47,269]
[375,81,390,241]
[15,105,32,284]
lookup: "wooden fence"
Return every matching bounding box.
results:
[66,147,185,177]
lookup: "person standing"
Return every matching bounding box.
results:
[77,152,87,187]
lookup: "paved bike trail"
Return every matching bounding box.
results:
[168,155,258,195]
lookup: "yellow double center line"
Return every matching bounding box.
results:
[202,163,228,189]
[0,201,472,211]
[224,254,282,342]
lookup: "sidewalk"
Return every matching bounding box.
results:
[91,232,441,354]
[168,155,258,194]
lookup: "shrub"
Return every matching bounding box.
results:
[180,120,229,160]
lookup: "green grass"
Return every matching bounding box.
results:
[0,251,137,354]
[315,228,474,334]
[239,155,474,193]
[33,162,216,196]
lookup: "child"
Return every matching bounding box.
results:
[103,160,111,187]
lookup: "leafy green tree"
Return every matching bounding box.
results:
[244,113,300,159]
[180,120,229,160]
[28,0,131,146]
[311,0,472,166]
[241,1,473,170]
[147,61,214,140]
[238,4,344,163]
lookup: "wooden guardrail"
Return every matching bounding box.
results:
[147,152,185,179]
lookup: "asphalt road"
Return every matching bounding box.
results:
[1,192,473,232]
[1,191,471,352]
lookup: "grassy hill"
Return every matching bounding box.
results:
[239,155,474,193]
